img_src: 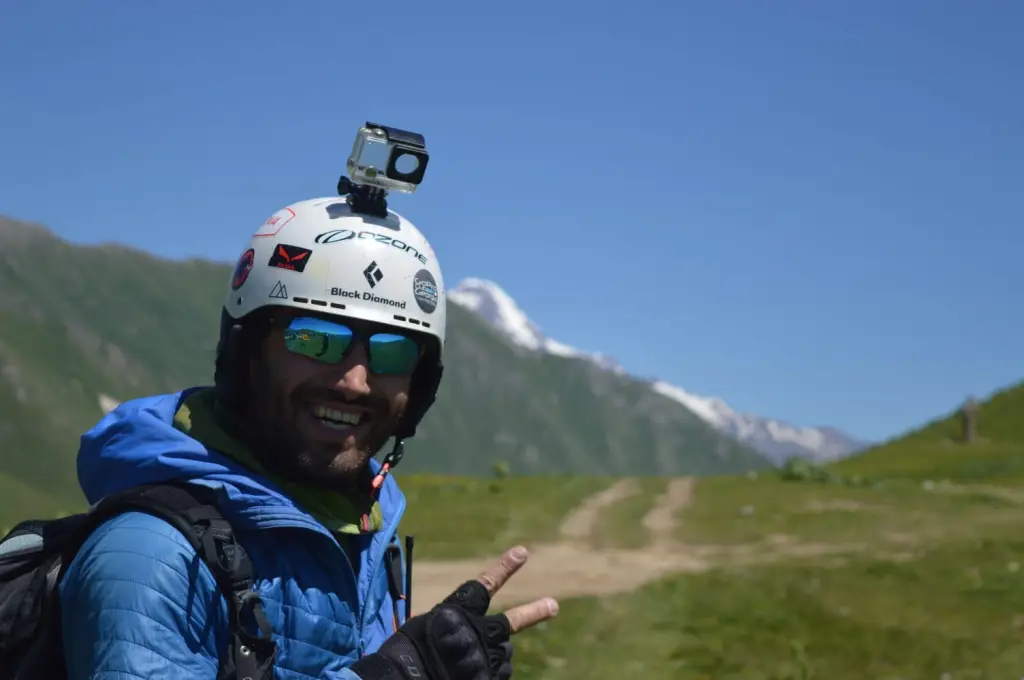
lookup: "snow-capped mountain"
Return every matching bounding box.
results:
[448,278,625,373]
[448,278,867,464]
[648,382,866,463]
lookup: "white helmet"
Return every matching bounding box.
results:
[214,196,446,440]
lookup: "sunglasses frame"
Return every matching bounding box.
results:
[272,313,426,376]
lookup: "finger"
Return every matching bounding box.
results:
[475,545,529,596]
[503,597,559,634]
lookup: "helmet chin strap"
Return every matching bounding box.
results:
[371,438,405,491]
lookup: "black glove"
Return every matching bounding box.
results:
[350,579,514,680]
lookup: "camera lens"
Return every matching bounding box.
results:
[394,154,420,177]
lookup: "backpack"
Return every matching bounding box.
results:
[0,483,277,680]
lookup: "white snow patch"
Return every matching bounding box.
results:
[449,278,626,372]
[652,381,860,463]
[448,278,544,351]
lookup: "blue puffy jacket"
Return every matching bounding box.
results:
[58,389,409,680]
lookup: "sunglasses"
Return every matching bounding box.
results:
[282,316,423,376]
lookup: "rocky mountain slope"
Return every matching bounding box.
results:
[449,278,867,464]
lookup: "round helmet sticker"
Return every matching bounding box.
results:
[231,248,255,290]
[412,269,438,314]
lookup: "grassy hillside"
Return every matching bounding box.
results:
[397,471,1024,679]
[0,214,768,524]
[386,382,1024,678]
[0,217,227,521]
[513,537,1024,679]
[393,474,613,559]
[830,380,1024,483]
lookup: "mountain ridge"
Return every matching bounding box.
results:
[448,278,869,464]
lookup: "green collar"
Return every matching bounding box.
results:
[172,388,383,535]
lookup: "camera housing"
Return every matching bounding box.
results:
[346,123,429,194]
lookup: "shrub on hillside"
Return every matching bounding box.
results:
[780,457,864,487]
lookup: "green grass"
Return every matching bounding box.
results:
[394,474,613,559]
[513,537,1024,680]
[831,440,1024,485]
[677,474,1022,550]
[395,475,678,556]
[509,470,1024,679]
[384,468,1024,678]
[502,471,1024,678]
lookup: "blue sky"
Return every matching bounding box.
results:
[1,0,1020,442]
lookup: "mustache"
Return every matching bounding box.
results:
[293,387,389,412]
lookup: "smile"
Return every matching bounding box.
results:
[311,404,369,430]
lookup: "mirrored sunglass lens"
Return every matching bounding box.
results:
[284,317,353,363]
[368,333,420,374]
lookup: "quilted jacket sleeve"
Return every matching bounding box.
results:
[59,511,230,680]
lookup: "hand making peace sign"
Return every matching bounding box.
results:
[464,544,560,631]
[352,545,560,680]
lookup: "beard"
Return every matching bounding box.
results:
[242,360,402,492]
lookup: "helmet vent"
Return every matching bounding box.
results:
[393,314,431,329]
[291,296,339,309]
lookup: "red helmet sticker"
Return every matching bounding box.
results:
[231,248,255,290]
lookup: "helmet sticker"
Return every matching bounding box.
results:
[267,243,313,272]
[363,260,384,288]
[329,287,407,309]
[253,207,296,238]
[268,281,289,299]
[231,249,255,290]
[413,269,439,314]
[313,228,429,265]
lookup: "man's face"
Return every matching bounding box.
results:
[244,313,413,489]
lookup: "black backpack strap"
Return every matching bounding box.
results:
[382,534,416,631]
[86,483,276,680]
[383,543,404,632]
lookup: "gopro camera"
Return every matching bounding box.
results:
[346,123,429,194]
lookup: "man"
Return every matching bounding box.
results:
[59,197,558,679]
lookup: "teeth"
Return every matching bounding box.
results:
[313,404,362,426]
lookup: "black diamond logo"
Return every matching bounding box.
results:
[363,261,384,288]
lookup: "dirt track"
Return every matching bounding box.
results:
[410,478,705,613]
[409,476,870,613]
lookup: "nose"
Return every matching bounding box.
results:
[328,343,372,399]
